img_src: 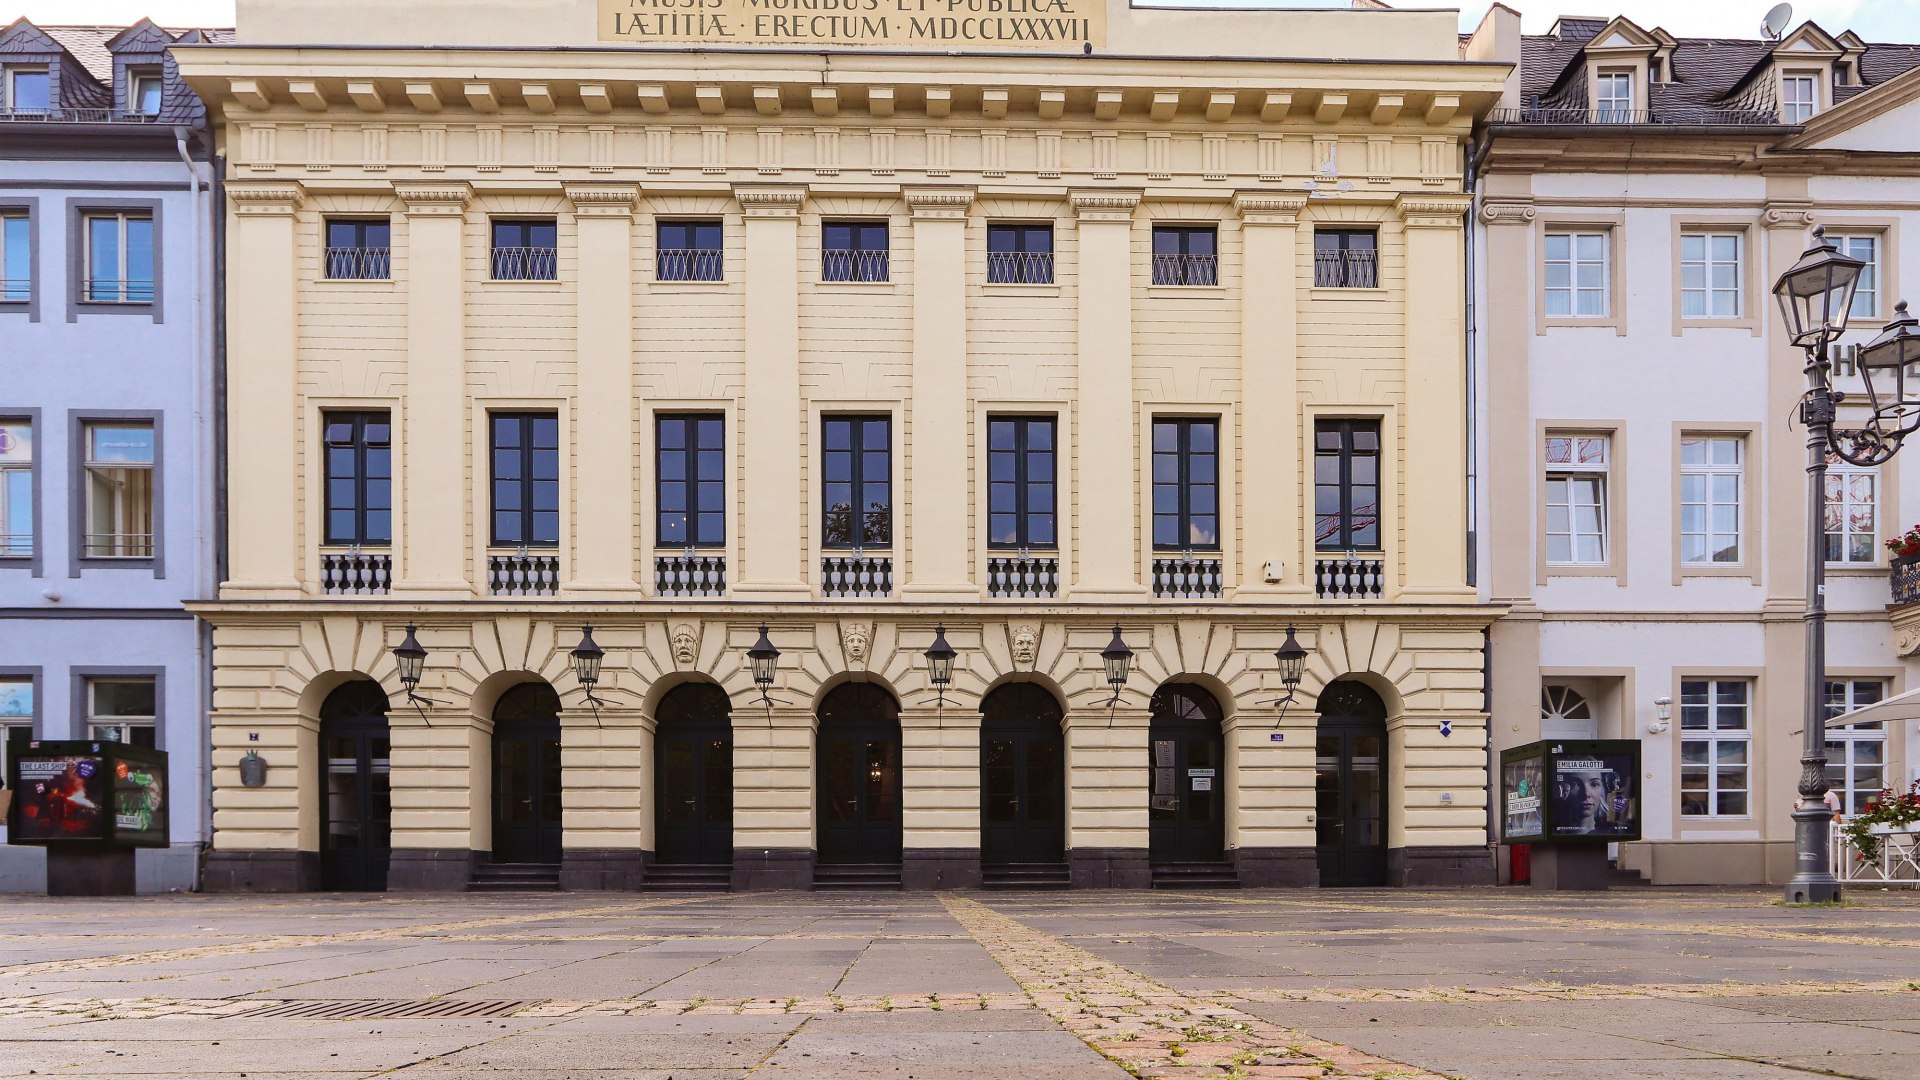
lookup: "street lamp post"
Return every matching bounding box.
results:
[1770,227,1920,903]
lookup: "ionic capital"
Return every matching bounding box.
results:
[1478,198,1537,226]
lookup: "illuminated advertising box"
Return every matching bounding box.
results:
[1500,740,1641,844]
[6,741,169,848]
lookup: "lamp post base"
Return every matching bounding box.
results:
[1785,803,1843,904]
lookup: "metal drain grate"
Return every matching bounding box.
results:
[242,999,540,1020]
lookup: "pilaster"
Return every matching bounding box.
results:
[1064,708,1149,854]
[564,184,641,592]
[393,182,474,596]
[1396,193,1475,599]
[733,186,811,599]
[222,181,305,598]
[901,188,978,599]
[731,703,815,857]
[1067,191,1148,601]
[1233,193,1309,595]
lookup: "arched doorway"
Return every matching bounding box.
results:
[320,680,391,892]
[816,682,902,871]
[654,682,733,867]
[980,683,1065,874]
[492,682,563,864]
[1315,680,1388,887]
[1148,683,1226,868]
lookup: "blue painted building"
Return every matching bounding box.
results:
[0,18,221,892]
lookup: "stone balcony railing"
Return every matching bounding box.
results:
[1315,553,1386,600]
[320,549,392,595]
[822,553,894,598]
[986,553,1060,599]
[1152,554,1224,599]
[487,550,560,597]
[655,549,727,597]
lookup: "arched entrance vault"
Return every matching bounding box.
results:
[653,681,734,868]
[1315,679,1389,887]
[979,683,1066,872]
[491,682,564,864]
[1148,683,1228,873]
[318,680,392,892]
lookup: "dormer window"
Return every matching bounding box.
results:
[129,69,163,117]
[3,67,49,116]
[1595,71,1634,122]
[1781,74,1817,123]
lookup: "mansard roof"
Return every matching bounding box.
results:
[0,17,229,127]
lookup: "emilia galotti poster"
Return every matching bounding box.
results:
[1501,740,1641,843]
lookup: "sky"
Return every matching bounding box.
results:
[0,0,1914,39]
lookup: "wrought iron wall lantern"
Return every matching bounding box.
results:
[571,625,607,726]
[1100,624,1133,725]
[1269,625,1308,725]
[391,623,438,724]
[747,624,781,722]
[924,624,957,709]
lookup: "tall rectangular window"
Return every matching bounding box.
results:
[87,677,156,748]
[489,412,559,548]
[1544,434,1609,565]
[1315,420,1380,551]
[1680,435,1743,564]
[1824,462,1877,565]
[1680,679,1750,817]
[0,678,33,786]
[986,223,1054,285]
[1544,231,1610,317]
[2,212,29,301]
[490,218,558,281]
[1831,234,1880,319]
[84,212,155,303]
[323,412,392,547]
[1595,71,1633,121]
[3,67,49,114]
[1152,418,1219,551]
[1,420,32,557]
[1824,679,1886,817]
[1782,74,1817,123]
[1681,232,1743,318]
[129,69,163,117]
[823,416,892,549]
[83,422,155,559]
[656,414,724,548]
[324,219,391,280]
[822,221,889,282]
[657,219,723,282]
[987,416,1056,550]
[1151,225,1218,286]
[1313,229,1377,288]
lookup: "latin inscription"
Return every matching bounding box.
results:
[600,0,1107,49]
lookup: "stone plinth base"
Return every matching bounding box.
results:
[388,849,480,891]
[903,848,981,889]
[1231,847,1319,887]
[561,849,651,891]
[1388,845,1496,887]
[732,847,813,891]
[1527,845,1610,891]
[202,850,320,893]
[1068,847,1150,889]
[47,846,137,896]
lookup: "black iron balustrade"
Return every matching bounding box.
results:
[656,248,724,282]
[82,531,154,558]
[1152,554,1224,599]
[488,552,559,596]
[822,554,893,598]
[1487,106,1782,127]
[1893,552,1920,606]
[822,248,890,283]
[324,246,392,281]
[0,107,162,124]
[986,554,1060,598]
[654,550,727,597]
[320,550,392,595]
[1151,253,1218,287]
[1314,249,1378,289]
[986,250,1054,285]
[1315,554,1385,599]
[490,245,558,281]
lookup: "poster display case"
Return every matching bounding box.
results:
[1501,740,1640,844]
[6,741,170,848]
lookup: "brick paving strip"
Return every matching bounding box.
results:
[937,892,1444,1080]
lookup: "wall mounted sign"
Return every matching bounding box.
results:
[1499,739,1641,845]
[600,0,1108,50]
[6,741,170,848]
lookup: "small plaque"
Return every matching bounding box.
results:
[1269,733,1286,742]
[1191,777,1213,792]
[1188,768,1216,778]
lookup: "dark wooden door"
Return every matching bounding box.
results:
[816,683,902,865]
[1315,681,1389,887]
[319,682,391,892]
[980,684,1065,867]
[493,683,563,864]
[655,683,734,865]
[1148,684,1226,865]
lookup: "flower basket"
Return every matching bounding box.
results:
[1843,781,1920,861]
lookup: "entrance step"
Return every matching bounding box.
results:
[1607,861,1651,887]
[644,863,733,892]
[982,862,1071,890]
[468,862,562,892]
[814,863,903,890]
[1150,861,1240,890]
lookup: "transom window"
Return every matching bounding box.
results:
[1544,434,1609,565]
[1829,234,1880,319]
[83,422,155,559]
[1151,225,1218,286]
[1680,435,1743,565]
[3,67,49,115]
[1782,74,1817,123]
[1315,420,1381,551]
[657,220,723,282]
[1544,231,1610,317]
[323,219,391,281]
[88,677,157,748]
[987,416,1056,550]
[323,412,392,547]
[83,212,155,304]
[0,677,32,787]
[822,416,892,549]
[656,414,724,548]
[490,218,557,281]
[1824,679,1887,817]
[1595,70,1634,121]
[987,223,1054,285]
[1313,229,1377,288]
[822,221,889,282]
[1824,460,1877,565]
[2,211,29,301]
[1152,418,1219,551]
[129,69,163,117]
[1681,231,1743,319]
[1680,679,1750,818]
[0,420,30,557]
[488,412,559,548]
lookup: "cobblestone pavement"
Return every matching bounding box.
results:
[0,888,1917,1078]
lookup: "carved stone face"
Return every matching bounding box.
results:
[671,625,698,667]
[843,622,871,665]
[1012,624,1039,666]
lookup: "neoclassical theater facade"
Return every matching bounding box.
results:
[179,0,1505,892]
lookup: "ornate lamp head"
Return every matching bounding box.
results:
[1773,226,1865,350]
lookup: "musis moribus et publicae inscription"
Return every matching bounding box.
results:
[600,0,1107,50]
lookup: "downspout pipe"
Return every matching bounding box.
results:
[175,125,215,885]
[1466,127,1495,847]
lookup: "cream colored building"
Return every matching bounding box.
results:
[1469,10,1920,885]
[179,0,1504,892]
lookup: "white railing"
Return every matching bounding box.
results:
[82,279,155,304]
[1,278,30,301]
[0,107,162,124]
[0,533,31,557]
[1833,822,1920,886]
[1316,553,1386,599]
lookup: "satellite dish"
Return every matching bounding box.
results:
[1762,2,1793,40]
